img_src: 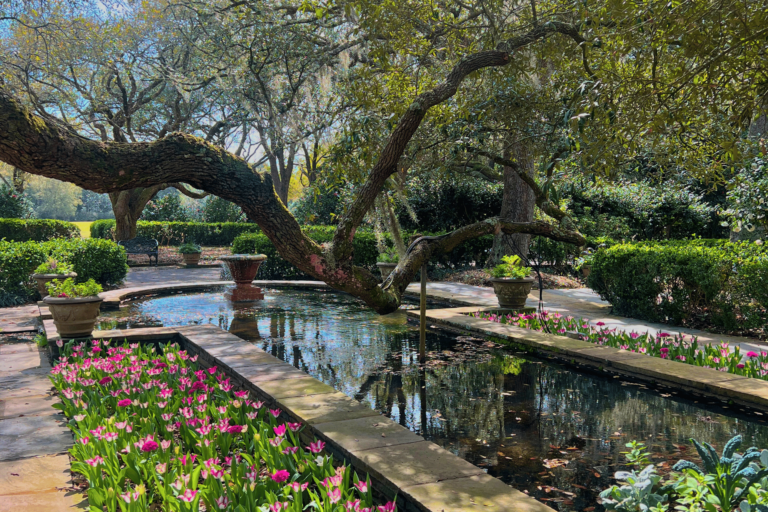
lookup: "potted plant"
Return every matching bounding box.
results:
[178,242,202,267]
[376,247,399,279]
[575,249,595,278]
[43,278,104,338]
[487,255,534,309]
[31,258,77,297]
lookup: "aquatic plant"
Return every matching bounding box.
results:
[50,339,395,512]
[471,310,768,381]
[599,464,668,512]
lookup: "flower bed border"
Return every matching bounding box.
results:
[41,318,548,512]
[405,306,768,415]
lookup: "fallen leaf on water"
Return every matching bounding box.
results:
[543,459,569,469]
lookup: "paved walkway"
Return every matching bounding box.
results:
[0,336,81,510]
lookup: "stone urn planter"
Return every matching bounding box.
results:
[581,264,592,279]
[377,262,397,280]
[32,272,77,297]
[221,254,268,302]
[43,296,103,339]
[490,277,534,309]
[181,253,202,267]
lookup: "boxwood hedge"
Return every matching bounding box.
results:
[90,220,262,246]
[0,218,81,242]
[0,238,127,306]
[588,240,768,332]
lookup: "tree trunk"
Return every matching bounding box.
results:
[488,142,536,266]
[109,186,163,240]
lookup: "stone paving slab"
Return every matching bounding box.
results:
[0,372,54,400]
[277,392,382,425]
[256,376,337,400]
[0,349,50,373]
[0,454,72,495]
[236,362,309,383]
[314,416,423,454]
[0,415,71,461]
[216,351,285,369]
[0,492,86,511]
[0,395,61,420]
[353,441,486,492]
[402,473,552,512]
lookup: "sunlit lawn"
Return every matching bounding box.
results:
[71,221,92,238]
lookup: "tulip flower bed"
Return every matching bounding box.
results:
[471,310,768,381]
[50,339,395,512]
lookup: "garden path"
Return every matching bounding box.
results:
[0,334,82,510]
[118,266,767,353]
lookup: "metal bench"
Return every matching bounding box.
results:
[118,237,159,266]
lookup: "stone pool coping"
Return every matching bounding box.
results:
[408,306,768,414]
[41,320,547,512]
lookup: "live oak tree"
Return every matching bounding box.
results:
[1,0,767,312]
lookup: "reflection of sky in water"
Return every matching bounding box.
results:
[99,289,768,511]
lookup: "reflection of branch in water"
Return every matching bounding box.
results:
[354,374,380,402]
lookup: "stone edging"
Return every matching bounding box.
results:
[41,320,545,512]
[407,306,768,414]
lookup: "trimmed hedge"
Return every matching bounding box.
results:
[0,238,127,306]
[0,218,81,242]
[588,240,768,332]
[232,227,379,280]
[91,220,262,246]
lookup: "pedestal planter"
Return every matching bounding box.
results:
[221,254,268,302]
[377,262,398,280]
[181,253,202,267]
[43,296,103,338]
[581,264,592,279]
[490,277,534,309]
[31,272,77,297]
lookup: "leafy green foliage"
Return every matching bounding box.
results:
[489,255,531,279]
[622,441,652,468]
[91,220,261,246]
[34,257,74,275]
[377,247,398,263]
[202,196,245,223]
[723,156,768,233]
[177,242,202,254]
[46,277,103,298]
[0,218,80,242]
[140,194,191,222]
[0,183,32,218]
[672,435,768,511]
[290,187,344,225]
[599,465,668,512]
[44,238,128,287]
[588,240,768,332]
[0,240,47,306]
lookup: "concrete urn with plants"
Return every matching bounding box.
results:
[31,258,77,297]
[178,242,202,267]
[575,248,595,278]
[43,278,104,339]
[376,247,399,280]
[487,255,534,309]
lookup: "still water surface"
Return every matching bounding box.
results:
[98,288,768,511]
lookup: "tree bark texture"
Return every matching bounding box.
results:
[0,21,586,313]
[488,142,536,266]
[109,187,163,240]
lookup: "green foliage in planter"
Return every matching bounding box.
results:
[46,277,103,298]
[232,227,379,280]
[0,240,48,306]
[588,240,768,331]
[488,255,531,279]
[178,242,202,254]
[34,257,74,275]
[0,218,80,242]
[377,247,399,263]
[90,219,261,246]
[44,238,128,287]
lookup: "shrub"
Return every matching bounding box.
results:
[34,258,74,275]
[588,240,768,331]
[0,240,48,306]
[488,255,531,279]
[140,193,191,222]
[0,218,81,241]
[178,242,202,254]
[44,238,128,287]
[46,277,103,298]
[202,196,246,223]
[233,227,379,279]
[91,220,261,246]
[0,184,33,218]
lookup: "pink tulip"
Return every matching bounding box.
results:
[216,496,230,509]
[269,409,281,418]
[271,469,290,483]
[355,480,368,493]
[178,489,198,503]
[273,424,286,437]
[287,422,302,432]
[309,440,325,453]
[378,502,397,512]
[328,487,342,503]
[117,398,132,407]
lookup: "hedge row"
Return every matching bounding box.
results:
[588,240,768,332]
[90,220,262,246]
[0,218,81,242]
[0,238,128,306]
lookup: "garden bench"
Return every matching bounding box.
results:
[118,237,159,266]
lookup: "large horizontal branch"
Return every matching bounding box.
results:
[383,217,585,300]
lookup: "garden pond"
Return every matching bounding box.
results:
[97,287,768,511]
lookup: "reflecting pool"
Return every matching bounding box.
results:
[98,288,768,511]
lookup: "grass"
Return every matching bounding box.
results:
[71,221,92,238]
